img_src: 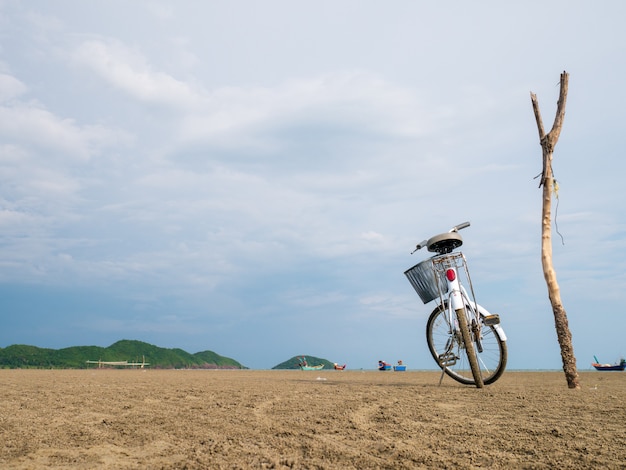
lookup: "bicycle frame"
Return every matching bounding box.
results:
[437,260,507,345]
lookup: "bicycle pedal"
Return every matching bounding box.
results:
[439,353,457,367]
[483,314,500,326]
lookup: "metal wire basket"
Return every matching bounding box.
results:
[404,257,446,304]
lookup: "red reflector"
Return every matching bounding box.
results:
[446,269,456,281]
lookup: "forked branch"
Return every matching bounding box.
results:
[531,72,569,188]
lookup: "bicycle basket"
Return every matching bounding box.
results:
[404,258,445,304]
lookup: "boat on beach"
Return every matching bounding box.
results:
[297,356,324,371]
[393,360,406,371]
[591,356,625,371]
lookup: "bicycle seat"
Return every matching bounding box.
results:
[427,232,463,254]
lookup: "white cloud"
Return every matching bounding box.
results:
[0,73,27,102]
[176,71,435,149]
[73,39,203,109]
[0,100,129,161]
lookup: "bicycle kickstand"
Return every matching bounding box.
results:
[438,367,446,386]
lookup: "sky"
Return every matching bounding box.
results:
[1,1,625,371]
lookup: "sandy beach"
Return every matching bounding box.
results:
[1,369,624,469]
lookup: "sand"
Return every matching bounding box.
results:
[1,369,624,469]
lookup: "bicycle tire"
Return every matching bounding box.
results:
[455,307,483,388]
[426,303,507,386]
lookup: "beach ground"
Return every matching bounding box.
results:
[1,369,624,469]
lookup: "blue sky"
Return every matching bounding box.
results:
[1,1,625,370]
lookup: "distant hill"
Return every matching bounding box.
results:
[272,355,337,370]
[0,340,246,369]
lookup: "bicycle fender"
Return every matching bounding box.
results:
[492,324,507,342]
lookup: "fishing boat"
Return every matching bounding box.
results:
[393,360,407,372]
[333,363,346,370]
[297,357,324,371]
[591,356,625,371]
[378,360,392,371]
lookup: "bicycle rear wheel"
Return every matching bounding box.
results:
[426,303,507,385]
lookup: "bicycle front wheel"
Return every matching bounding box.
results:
[426,303,507,385]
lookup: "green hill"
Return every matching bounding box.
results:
[0,340,246,369]
[272,355,336,370]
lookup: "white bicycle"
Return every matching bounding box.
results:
[404,222,507,387]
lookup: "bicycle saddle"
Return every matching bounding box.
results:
[427,232,463,254]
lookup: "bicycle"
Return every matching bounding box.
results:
[404,222,507,387]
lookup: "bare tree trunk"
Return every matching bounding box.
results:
[530,72,580,389]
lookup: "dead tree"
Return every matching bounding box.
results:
[530,71,580,389]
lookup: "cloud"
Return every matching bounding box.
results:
[72,39,203,109]
[0,73,28,102]
[0,97,130,162]
[176,71,435,148]
[69,37,443,151]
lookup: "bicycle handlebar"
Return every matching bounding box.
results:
[411,221,470,254]
[450,221,470,232]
